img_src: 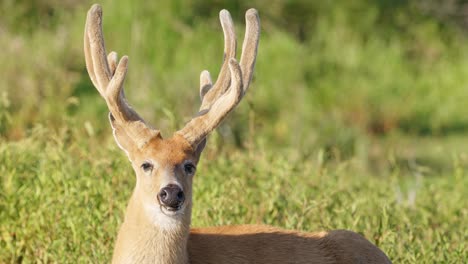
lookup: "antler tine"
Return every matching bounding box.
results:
[239,8,260,95]
[177,59,243,146]
[199,10,237,110]
[107,51,118,76]
[194,70,214,152]
[84,11,100,96]
[199,70,213,101]
[84,4,159,148]
[84,4,111,96]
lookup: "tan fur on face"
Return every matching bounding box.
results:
[137,134,198,166]
[130,135,198,212]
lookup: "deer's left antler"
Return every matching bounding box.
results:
[176,9,260,149]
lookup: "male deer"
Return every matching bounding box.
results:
[84,4,391,264]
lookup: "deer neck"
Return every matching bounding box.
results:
[112,190,191,264]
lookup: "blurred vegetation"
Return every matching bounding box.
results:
[1,0,467,262]
[2,0,468,167]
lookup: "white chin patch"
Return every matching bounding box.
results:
[144,203,185,230]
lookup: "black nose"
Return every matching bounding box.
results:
[158,184,185,210]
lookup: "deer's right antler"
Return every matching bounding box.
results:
[176,9,260,149]
[84,4,160,150]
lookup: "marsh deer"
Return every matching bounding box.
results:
[84,4,391,264]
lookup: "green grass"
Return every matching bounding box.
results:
[1,0,468,262]
[0,126,466,262]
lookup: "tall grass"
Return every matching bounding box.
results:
[0,127,466,262]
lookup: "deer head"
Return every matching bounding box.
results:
[84,4,259,229]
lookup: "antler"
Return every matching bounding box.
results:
[84,4,259,151]
[177,9,260,149]
[84,4,159,149]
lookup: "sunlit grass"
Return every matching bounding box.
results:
[0,126,467,262]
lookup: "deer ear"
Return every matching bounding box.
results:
[108,113,162,159]
[195,137,207,157]
[108,113,136,158]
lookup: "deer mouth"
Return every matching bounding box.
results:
[160,204,184,216]
[164,205,182,212]
[157,198,185,214]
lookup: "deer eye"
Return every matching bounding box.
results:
[141,162,153,173]
[184,163,196,175]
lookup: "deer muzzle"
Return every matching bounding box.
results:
[158,184,185,211]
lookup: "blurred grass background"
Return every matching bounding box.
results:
[0,0,467,262]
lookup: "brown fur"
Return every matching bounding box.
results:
[189,225,391,264]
